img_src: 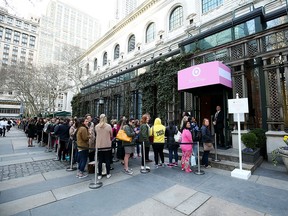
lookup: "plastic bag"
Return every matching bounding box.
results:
[190,155,196,166]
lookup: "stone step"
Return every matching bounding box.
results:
[163,148,263,173]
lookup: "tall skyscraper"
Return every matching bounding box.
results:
[116,0,145,20]
[37,0,101,66]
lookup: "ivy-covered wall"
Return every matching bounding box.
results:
[137,55,188,121]
[71,93,82,118]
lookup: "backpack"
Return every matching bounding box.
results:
[192,129,202,142]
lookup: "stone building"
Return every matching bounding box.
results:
[75,0,288,159]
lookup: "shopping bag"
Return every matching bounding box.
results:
[174,131,182,143]
[116,129,132,142]
[190,155,196,166]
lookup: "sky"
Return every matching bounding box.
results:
[0,0,115,21]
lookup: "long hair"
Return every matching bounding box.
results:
[181,120,190,133]
[98,114,107,128]
[140,114,149,125]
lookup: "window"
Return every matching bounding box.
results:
[202,0,223,13]
[0,15,4,21]
[22,33,28,46]
[5,28,12,42]
[3,44,9,53]
[31,25,37,32]
[0,26,3,39]
[13,31,20,44]
[128,34,135,52]
[103,52,107,66]
[114,44,120,60]
[24,22,30,29]
[94,58,98,70]
[7,17,13,24]
[169,6,183,31]
[29,36,36,48]
[16,20,22,26]
[86,63,90,75]
[146,22,155,43]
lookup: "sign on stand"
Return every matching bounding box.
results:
[228,93,251,180]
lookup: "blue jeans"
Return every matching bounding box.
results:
[168,148,178,163]
[201,151,210,167]
[77,149,88,172]
[192,143,198,164]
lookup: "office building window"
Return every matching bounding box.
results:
[128,34,135,52]
[169,6,183,31]
[16,20,22,26]
[202,0,223,13]
[13,31,20,44]
[29,36,36,48]
[146,22,155,43]
[5,28,12,42]
[22,33,28,46]
[7,17,13,24]
[114,44,120,60]
[0,26,3,39]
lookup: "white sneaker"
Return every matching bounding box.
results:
[107,174,111,179]
[97,175,102,180]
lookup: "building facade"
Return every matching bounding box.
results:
[76,0,288,159]
[37,0,101,66]
[0,7,39,118]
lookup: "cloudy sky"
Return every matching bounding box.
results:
[0,0,115,21]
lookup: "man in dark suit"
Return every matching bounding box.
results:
[213,105,224,147]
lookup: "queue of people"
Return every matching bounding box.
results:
[19,111,216,180]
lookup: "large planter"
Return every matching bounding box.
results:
[278,147,288,172]
[242,148,260,164]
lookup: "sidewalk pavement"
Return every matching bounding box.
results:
[0,128,287,216]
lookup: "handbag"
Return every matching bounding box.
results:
[174,131,182,143]
[116,129,132,142]
[190,155,196,166]
[203,142,214,151]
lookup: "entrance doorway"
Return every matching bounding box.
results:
[199,94,223,125]
[189,85,232,148]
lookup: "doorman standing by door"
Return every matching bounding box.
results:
[213,105,224,147]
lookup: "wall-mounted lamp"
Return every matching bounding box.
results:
[99,98,104,105]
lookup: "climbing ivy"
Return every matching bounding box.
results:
[71,93,82,117]
[137,54,188,120]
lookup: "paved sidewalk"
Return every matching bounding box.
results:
[0,128,287,216]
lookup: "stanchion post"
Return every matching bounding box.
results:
[53,136,60,160]
[113,140,119,162]
[194,141,205,175]
[140,141,150,173]
[66,140,76,171]
[213,134,221,162]
[46,133,52,152]
[41,130,44,146]
[89,147,103,189]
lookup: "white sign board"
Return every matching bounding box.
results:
[228,98,249,114]
[233,113,245,122]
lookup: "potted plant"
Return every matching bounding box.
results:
[241,132,261,163]
[250,128,267,159]
[272,135,288,172]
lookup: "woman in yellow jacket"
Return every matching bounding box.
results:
[150,118,166,168]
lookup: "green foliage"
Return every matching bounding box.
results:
[71,93,82,118]
[136,55,188,120]
[250,128,266,149]
[241,132,258,150]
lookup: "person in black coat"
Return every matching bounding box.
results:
[165,121,179,167]
[54,118,70,161]
[213,105,224,147]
